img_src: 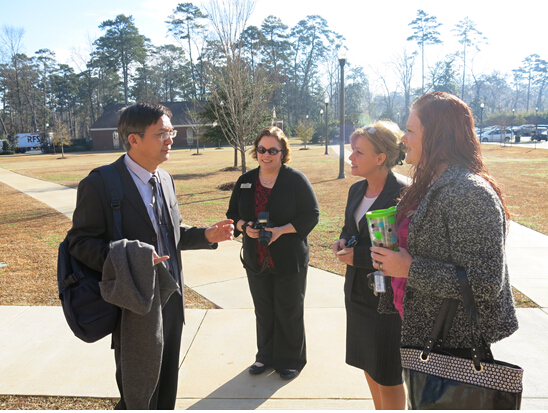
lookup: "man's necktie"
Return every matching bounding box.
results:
[149,176,176,280]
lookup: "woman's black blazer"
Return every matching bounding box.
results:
[340,172,407,298]
[227,164,319,275]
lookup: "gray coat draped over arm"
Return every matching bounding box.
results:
[100,239,179,410]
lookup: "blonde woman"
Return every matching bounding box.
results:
[333,121,407,410]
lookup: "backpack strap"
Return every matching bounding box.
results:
[96,164,124,240]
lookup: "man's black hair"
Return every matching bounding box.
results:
[118,102,172,151]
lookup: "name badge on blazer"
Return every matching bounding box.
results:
[240,183,252,189]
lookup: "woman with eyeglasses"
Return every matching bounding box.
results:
[226,126,319,380]
[332,121,407,409]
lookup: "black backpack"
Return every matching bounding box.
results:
[57,165,123,343]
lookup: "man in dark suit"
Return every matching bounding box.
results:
[67,102,234,409]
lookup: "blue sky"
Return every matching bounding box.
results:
[2,0,547,91]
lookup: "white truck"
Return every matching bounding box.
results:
[12,133,44,153]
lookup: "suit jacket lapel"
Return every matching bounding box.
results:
[349,180,367,234]
[113,156,155,231]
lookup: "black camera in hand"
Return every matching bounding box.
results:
[253,211,272,247]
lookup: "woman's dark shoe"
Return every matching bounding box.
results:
[279,369,299,380]
[248,362,266,375]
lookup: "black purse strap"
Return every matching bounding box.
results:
[423,298,459,358]
[423,266,494,370]
[455,266,494,368]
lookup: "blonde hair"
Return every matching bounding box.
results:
[350,120,406,170]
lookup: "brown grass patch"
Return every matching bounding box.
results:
[0,395,117,410]
[0,183,71,305]
[0,181,217,309]
[477,145,548,234]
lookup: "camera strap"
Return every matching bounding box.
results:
[239,243,271,275]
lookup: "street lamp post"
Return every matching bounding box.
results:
[324,98,329,155]
[480,103,484,143]
[338,49,347,179]
[320,108,324,141]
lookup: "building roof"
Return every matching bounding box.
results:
[90,102,203,130]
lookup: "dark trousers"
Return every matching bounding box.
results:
[246,266,307,372]
[114,292,184,410]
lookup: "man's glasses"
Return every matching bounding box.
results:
[132,130,178,141]
[256,146,281,155]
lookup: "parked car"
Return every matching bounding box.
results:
[531,126,548,141]
[512,125,524,135]
[516,124,536,136]
[479,127,514,142]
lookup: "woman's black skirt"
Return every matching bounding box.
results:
[345,271,403,386]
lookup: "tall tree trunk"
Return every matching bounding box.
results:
[461,44,467,99]
[526,73,531,111]
[240,144,247,174]
[421,43,425,94]
[0,115,8,136]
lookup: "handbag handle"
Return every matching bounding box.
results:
[455,266,494,369]
[422,298,458,359]
[422,266,494,371]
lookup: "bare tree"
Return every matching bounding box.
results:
[0,25,25,61]
[452,17,487,100]
[184,103,206,155]
[202,0,273,174]
[518,54,540,112]
[392,48,417,123]
[370,64,397,120]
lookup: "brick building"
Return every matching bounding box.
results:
[90,102,210,150]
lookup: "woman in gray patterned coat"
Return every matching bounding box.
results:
[371,92,518,356]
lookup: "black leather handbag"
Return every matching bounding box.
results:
[401,266,523,410]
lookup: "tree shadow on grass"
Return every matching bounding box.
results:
[309,178,346,185]
[172,172,218,181]
[178,195,231,206]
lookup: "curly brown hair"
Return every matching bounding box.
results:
[250,126,291,164]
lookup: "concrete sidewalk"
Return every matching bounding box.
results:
[0,167,77,220]
[1,164,548,409]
